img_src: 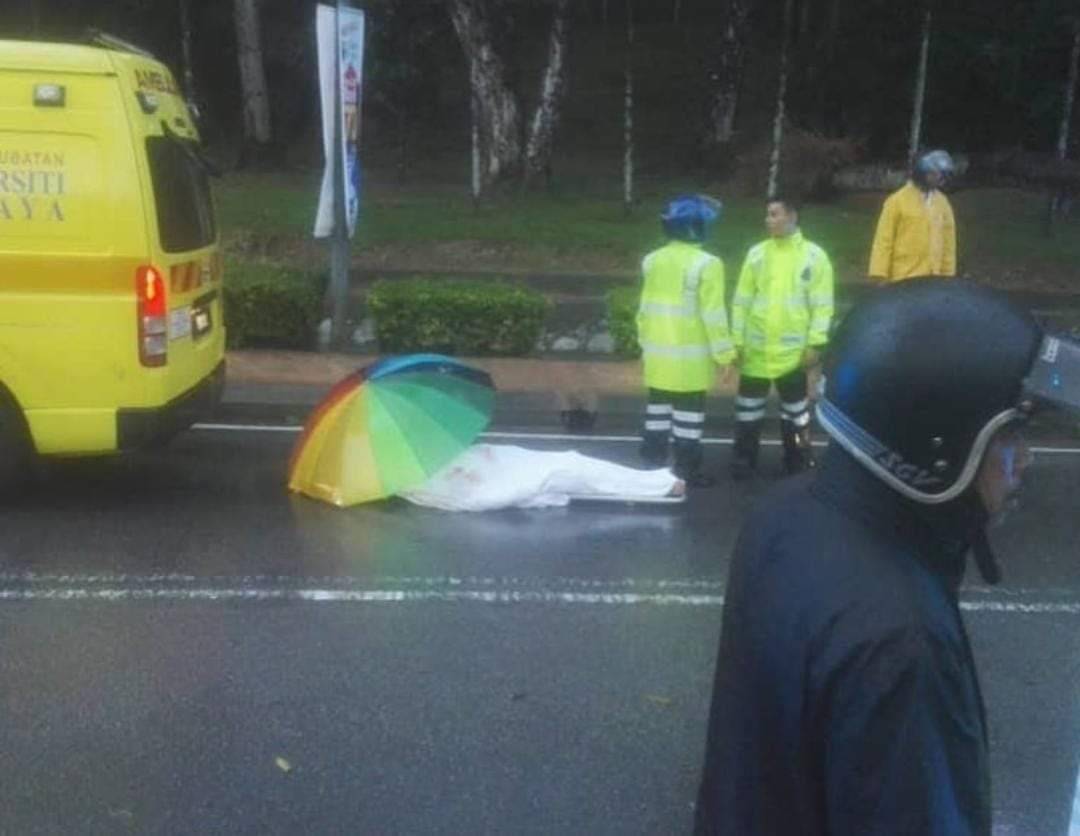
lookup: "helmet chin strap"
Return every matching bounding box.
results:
[971,528,1002,585]
[968,486,1002,585]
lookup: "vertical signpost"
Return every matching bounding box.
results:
[315,2,365,347]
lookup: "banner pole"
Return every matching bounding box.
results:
[329,0,351,348]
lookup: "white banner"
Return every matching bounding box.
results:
[314,4,365,238]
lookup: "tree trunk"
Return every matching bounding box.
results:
[767,0,795,198]
[623,0,635,215]
[1057,26,1080,162]
[524,0,571,187]
[601,0,609,53]
[448,0,523,186]
[799,0,812,42]
[1048,23,1080,234]
[471,92,482,206]
[702,0,751,158]
[233,0,272,151]
[907,2,932,169]
[819,0,843,133]
[179,0,198,105]
[825,0,841,60]
[396,110,409,184]
[673,0,682,24]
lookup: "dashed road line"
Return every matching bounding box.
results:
[0,572,1077,612]
[192,423,1080,454]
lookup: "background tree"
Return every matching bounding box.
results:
[178,0,198,107]
[767,0,796,197]
[1048,10,1080,231]
[367,1,444,182]
[623,0,635,215]
[701,0,752,168]
[446,0,522,186]
[232,0,272,166]
[10,0,1080,205]
[447,0,572,191]
[523,0,571,188]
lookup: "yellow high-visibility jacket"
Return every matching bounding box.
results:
[869,181,956,281]
[636,240,735,392]
[732,230,835,380]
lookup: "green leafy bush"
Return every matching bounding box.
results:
[368,278,550,356]
[223,261,324,349]
[606,285,640,357]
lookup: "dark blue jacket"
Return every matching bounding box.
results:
[695,447,991,835]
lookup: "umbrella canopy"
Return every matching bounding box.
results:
[287,354,495,507]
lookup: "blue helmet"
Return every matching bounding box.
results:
[661,194,722,243]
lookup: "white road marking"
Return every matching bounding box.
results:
[0,573,1077,611]
[0,571,725,592]
[195,423,300,433]
[1071,770,1080,836]
[192,423,1080,454]
[0,587,725,605]
[960,600,1080,615]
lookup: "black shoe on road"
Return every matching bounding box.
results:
[679,470,717,489]
[783,452,816,476]
[730,459,756,481]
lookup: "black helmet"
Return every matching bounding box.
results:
[815,280,1078,504]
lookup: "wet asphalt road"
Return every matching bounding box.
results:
[1,427,1078,835]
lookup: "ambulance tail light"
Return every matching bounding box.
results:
[136,266,168,367]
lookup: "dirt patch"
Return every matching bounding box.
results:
[351,240,630,277]
[222,228,1080,294]
[224,233,633,278]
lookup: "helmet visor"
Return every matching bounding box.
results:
[1022,334,1080,413]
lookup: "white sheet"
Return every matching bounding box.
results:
[400,444,680,512]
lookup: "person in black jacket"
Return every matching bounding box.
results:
[695,279,1080,835]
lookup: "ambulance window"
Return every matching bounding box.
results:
[145,136,216,252]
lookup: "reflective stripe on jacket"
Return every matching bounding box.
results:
[636,240,734,392]
[732,231,835,380]
[869,181,957,281]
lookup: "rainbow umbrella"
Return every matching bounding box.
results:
[287,354,495,507]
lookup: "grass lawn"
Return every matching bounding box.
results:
[215,172,1080,291]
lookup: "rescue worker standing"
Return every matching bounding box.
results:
[730,196,834,478]
[869,149,957,282]
[637,195,734,487]
[696,280,1080,834]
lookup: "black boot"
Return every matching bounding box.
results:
[674,438,715,487]
[781,424,816,475]
[561,408,598,433]
[640,432,669,466]
[731,421,761,480]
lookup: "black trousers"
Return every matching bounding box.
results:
[733,368,812,469]
[641,388,706,477]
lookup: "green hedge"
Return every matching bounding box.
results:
[606,285,640,358]
[224,261,324,349]
[368,278,550,356]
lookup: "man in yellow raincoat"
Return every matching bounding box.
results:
[730,196,834,478]
[637,195,735,487]
[868,149,957,282]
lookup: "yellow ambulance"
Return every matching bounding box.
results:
[0,36,225,489]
